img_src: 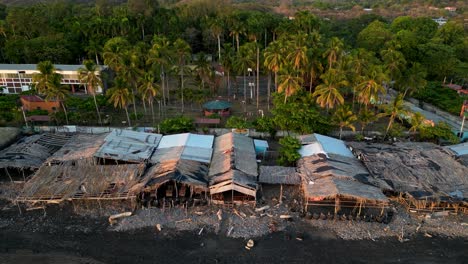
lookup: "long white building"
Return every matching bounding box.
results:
[0,64,106,94]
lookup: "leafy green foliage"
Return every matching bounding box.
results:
[278,136,301,166]
[419,122,460,145]
[253,117,276,138]
[225,116,250,129]
[271,91,332,134]
[0,95,19,122]
[159,116,194,134]
[414,82,465,116]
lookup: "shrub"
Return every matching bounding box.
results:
[253,117,277,138]
[278,136,301,166]
[225,116,250,129]
[159,116,194,134]
[419,122,460,144]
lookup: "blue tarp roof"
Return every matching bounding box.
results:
[447,142,468,156]
[203,100,232,110]
[298,134,354,158]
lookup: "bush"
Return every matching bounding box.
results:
[130,112,143,120]
[419,122,460,144]
[159,116,194,134]
[387,122,405,138]
[278,136,301,166]
[253,117,277,138]
[414,82,465,116]
[225,116,250,129]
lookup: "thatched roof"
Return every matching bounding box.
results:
[208,132,258,197]
[17,163,145,202]
[259,166,300,185]
[305,177,388,202]
[297,152,388,203]
[349,142,468,201]
[0,133,71,170]
[47,134,107,165]
[140,159,209,190]
[209,132,257,177]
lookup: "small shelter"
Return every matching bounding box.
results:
[349,142,468,213]
[297,134,388,216]
[209,132,258,205]
[202,100,232,117]
[20,95,60,113]
[253,139,269,156]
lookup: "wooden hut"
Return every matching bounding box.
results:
[202,100,232,117]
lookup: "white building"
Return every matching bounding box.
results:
[433,17,447,26]
[0,64,106,94]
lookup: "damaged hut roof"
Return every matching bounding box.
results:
[150,133,214,164]
[138,159,209,191]
[47,133,107,165]
[298,133,354,158]
[208,133,258,198]
[304,177,388,202]
[297,152,388,203]
[209,132,257,177]
[0,133,71,170]
[348,142,468,201]
[209,170,257,197]
[259,166,300,185]
[17,163,145,202]
[94,130,162,162]
[447,142,468,166]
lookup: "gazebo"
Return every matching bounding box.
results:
[202,100,232,117]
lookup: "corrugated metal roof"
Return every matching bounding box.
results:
[299,142,326,157]
[157,133,214,149]
[143,159,209,188]
[447,142,468,156]
[298,134,353,158]
[94,130,162,162]
[182,146,213,163]
[203,100,232,110]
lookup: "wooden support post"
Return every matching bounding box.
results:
[5,168,13,183]
[334,196,340,215]
[279,184,283,204]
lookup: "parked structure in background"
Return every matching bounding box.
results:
[432,17,447,26]
[0,64,106,94]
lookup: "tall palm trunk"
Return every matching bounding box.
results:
[274,72,278,91]
[92,94,102,125]
[236,34,240,53]
[227,71,231,98]
[142,99,147,114]
[161,65,165,107]
[61,102,69,125]
[150,100,155,126]
[124,106,132,127]
[243,72,246,112]
[256,46,260,109]
[180,69,184,113]
[217,34,221,61]
[339,127,343,139]
[267,72,271,110]
[384,114,395,139]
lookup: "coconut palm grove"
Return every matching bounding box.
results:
[0,0,466,145]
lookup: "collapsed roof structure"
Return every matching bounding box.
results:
[0,133,71,179]
[349,142,468,213]
[297,134,388,214]
[258,166,300,185]
[209,133,258,204]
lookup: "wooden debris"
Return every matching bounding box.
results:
[216,209,222,221]
[198,227,204,235]
[424,233,432,238]
[280,215,292,219]
[245,239,254,250]
[233,208,245,220]
[108,212,132,225]
[156,224,162,231]
[194,211,204,216]
[26,206,45,211]
[227,226,234,236]
[175,218,191,223]
[255,205,270,212]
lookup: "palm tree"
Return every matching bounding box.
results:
[356,65,388,110]
[138,73,159,125]
[323,37,344,69]
[381,47,406,86]
[43,74,69,125]
[277,69,302,103]
[194,52,212,92]
[172,38,191,112]
[229,22,245,53]
[148,35,172,109]
[235,43,256,110]
[409,112,426,134]
[78,60,103,125]
[102,37,129,73]
[313,69,348,110]
[264,40,285,90]
[107,78,132,127]
[358,109,377,134]
[32,61,58,94]
[209,18,223,61]
[397,63,427,98]
[350,49,373,107]
[332,105,357,139]
[378,94,409,139]
[287,33,308,73]
[222,44,235,98]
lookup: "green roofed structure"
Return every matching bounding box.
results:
[203,100,232,117]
